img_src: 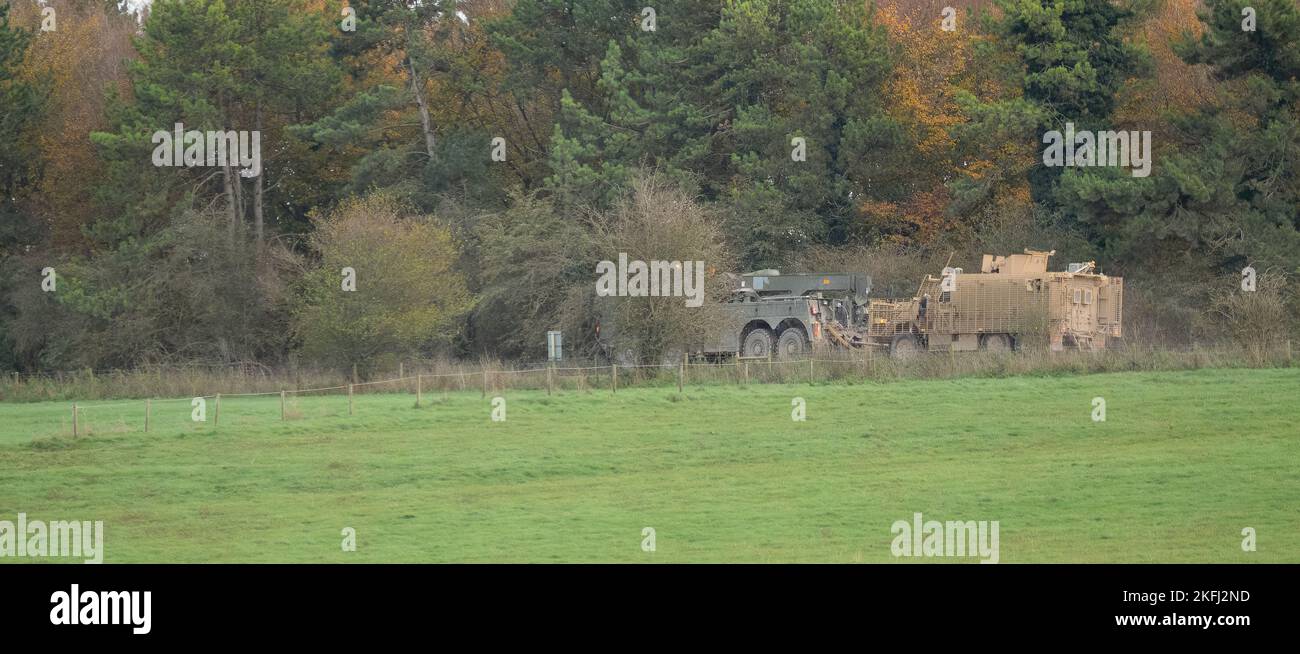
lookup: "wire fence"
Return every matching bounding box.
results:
[30,354,876,439]
[5,343,1296,440]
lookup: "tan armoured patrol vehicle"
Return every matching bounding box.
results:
[864,250,1123,356]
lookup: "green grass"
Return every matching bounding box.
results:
[1,368,1297,562]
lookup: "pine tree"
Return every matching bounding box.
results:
[963,0,1150,206]
[544,0,903,267]
[0,1,45,254]
[1056,0,1300,272]
[91,0,341,245]
[0,2,48,371]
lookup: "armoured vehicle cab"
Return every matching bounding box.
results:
[866,250,1123,356]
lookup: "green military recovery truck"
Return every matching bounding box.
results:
[703,271,872,358]
[594,270,871,363]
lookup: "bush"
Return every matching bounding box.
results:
[1207,269,1296,363]
[293,194,474,376]
[470,191,595,359]
[5,210,294,370]
[591,173,737,363]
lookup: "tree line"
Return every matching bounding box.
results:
[1,0,1297,373]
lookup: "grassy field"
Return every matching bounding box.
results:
[1,367,1297,562]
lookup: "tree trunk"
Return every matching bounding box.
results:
[231,164,245,226]
[221,91,239,238]
[253,100,265,248]
[222,163,238,238]
[407,56,436,160]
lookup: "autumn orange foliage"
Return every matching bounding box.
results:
[11,0,137,253]
[1114,0,1215,127]
[866,0,1032,245]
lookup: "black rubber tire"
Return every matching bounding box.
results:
[890,334,921,359]
[776,327,808,359]
[742,327,775,358]
[980,333,1012,352]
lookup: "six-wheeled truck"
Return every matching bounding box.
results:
[706,271,872,358]
[862,250,1123,357]
[595,271,870,363]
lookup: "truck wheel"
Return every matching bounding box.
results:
[742,327,774,358]
[980,333,1012,352]
[776,328,807,358]
[890,334,921,359]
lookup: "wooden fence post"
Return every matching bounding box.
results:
[482,369,488,399]
[72,403,78,438]
[416,374,423,407]
[743,360,749,385]
[547,365,553,396]
[678,361,684,393]
[280,391,286,421]
[348,384,354,415]
[611,364,617,394]
[144,398,151,433]
[214,393,221,427]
